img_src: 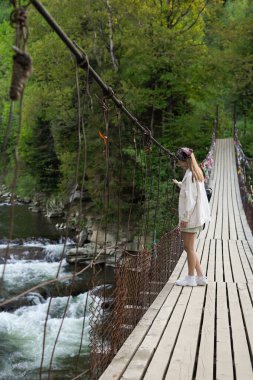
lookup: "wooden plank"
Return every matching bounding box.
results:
[237,240,253,283]
[143,288,192,380]
[222,239,233,283]
[229,240,246,283]
[99,282,176,380]
[248,283,253,301]
[207,239,215,282]
[214,140,224,240]
[120,286,182,380]
[216,282,234,380]
[200,238,211,277]
[241,240,253,272]
[227,283,253,379]
[195,283,216,380]
[100,138,252,380]
[226,140,237,239]
[168,251,187,283]
[205,141,219,241]
[215,239,224,282]
[222,140,229,240]
[207,140,221,241]
[199,140,217,240]
[164,286,205,380]
[237,283,253,364]
[229,138,241,240]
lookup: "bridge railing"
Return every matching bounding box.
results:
[89,227,183,380]
[88,136,216,380]
[234,128,253,233]
[2,3,218,380]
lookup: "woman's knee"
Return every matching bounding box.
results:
[185,248,195,256]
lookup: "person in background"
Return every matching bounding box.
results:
[172,147,211,286]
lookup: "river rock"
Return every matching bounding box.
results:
[46,211,64,218]
[66,242,123,266]
[68,242,98,255]
[29,193,47,213]
[0,246,46,261]
[65,241,106,265]
[56,223,66,230]
[76,228,90,246]
[0,292,46,312]
[89,229,117,245]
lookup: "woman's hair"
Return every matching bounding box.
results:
[176,147,204,182]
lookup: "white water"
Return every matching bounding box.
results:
[0,202,22,206]
[0,292,91,379]
[0,240,78,294]
[1,260,68,292]
[0,240,95,379]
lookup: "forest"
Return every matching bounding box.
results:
[0,0,252,213]
[0,2,253,379]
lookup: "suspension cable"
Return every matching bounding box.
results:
[29,0,175,160]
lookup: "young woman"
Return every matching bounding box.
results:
[172,147,211,286]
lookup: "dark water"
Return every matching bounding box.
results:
[0,204,60,239]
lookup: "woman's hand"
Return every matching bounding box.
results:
[180,220,188,229]
[172,179,179,185]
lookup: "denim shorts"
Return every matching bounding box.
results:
[180,225,203,233]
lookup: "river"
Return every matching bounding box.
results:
[0,204,111,380]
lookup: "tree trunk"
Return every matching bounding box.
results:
[105,0,118,71]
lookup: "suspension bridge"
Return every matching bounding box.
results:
[1,1,253,380]
[99,138,253,380]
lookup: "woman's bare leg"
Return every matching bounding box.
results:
[182,232,203,276]
[195,253,203,276]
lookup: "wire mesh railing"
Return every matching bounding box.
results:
[234,127,253,233]
[0,2,217,380]
[87,122,217,380]
[89,227,183,380]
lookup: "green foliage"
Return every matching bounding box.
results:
[16,174,37,198]
[0,0,252,233]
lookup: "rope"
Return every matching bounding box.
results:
[152,149,162,255]
[1,3,220,379]
[9,3,32,100]
[45,62,91,379]
[29,0,176,161]
[0,93,24,285]
[0,247,105,308]
[74,289,90,374]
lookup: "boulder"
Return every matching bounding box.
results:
[67,242,98,257]
[76,228,89,246]
[46,210,64,218]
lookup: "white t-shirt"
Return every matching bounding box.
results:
[178,169,211,228]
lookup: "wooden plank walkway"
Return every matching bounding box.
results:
[100,138,253,380]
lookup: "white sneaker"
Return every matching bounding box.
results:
[196,276,208,286]
[175,276,197,287]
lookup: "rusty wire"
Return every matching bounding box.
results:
[234,128,253,233]
[89,227,183,379]
[0,5,220,380]
[38,62,90,380]
[2,5,218,380]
